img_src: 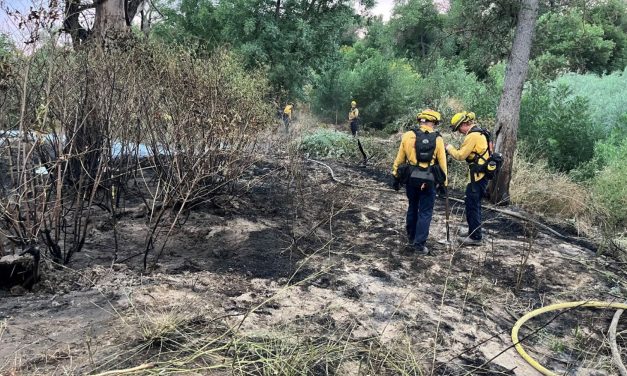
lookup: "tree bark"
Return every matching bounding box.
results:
[93,0,128,40]
[126,0,145,26]
[63,0,89,48]
[140,7,152,35]
[63,0,143,46]
[275,0,281,17]
[489,0,539,205]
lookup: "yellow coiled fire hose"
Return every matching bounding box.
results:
[512,301,627,376]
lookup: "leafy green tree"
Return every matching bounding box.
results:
[534,10,616,75]
[586,0,627,73]
[443,0,520,78]
[151,0,223,52]
[310,54,352,123]
[387,0,443,60]
[311,43,422,127]
[223,0,360,96]
[362,17,394,57]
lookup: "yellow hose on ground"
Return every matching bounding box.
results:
[512,301,627,376]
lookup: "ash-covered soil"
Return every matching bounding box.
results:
[1,153,626,375]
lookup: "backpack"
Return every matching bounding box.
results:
[467,127,503,180]
[406,129,445,188]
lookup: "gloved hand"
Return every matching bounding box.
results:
[391,176,401,191]
[437,185,447,197]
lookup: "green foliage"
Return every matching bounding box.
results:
[362,18,394,57]
[443,0,518,78]
[520,84,602,172]
[310,44,422,127]
[309,56,352,124]
[299,128,396,168]
[554,68,627,131]
[0,33,13,86]
[416,59,498,120]
[0,33,12,58]
[152,0,361,98]
[593,138,627,227]
[594,116,627,164]
[219,0,359,98]
[299,128,366,161]
[151,0,222,52]
[310,50,498,129]
[586,0,627,73]
[534,11,616,75]
[387,0,443,60]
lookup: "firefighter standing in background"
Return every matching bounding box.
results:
[283,103,293,132]
[348,100,359,136]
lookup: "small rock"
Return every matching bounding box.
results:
[116,296,131,309]
[112,263,128,272]
[10,285,27,296]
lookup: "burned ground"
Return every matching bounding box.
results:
[0,156,626,375]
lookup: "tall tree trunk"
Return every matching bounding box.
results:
[126,0,145,26]
[140,7,152,36]
[93,0,128,41]
[275,0,281,17]
[489,0,539,205]
[63,0,88,48]
[63,0,143,46]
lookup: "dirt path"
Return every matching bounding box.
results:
[1,158,625,375]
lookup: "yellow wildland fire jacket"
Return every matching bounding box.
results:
[348,107,359,121]
[446,125,489,182]
[283,104,293,119]
[392,125,448,186]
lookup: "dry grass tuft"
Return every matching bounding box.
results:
[139,311,188,347]
[510,150,607,234]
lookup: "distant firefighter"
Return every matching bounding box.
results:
[348,100,359,136]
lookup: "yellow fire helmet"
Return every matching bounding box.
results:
[417,109,442,124]
[450,111,476,131]
[351,100,357,106]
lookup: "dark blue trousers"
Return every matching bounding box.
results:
[465,178,489,240]
[405,184,436,248]
[350,120,359,136]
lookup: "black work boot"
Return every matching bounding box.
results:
[456,235,483,246]
[416,245,429,255]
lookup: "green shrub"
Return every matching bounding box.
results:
[311,44,423,128]
[593,138,627,227]
[299,128,398,170]
[554,68,627,131]
[416,59,498,121]
[520,83,602,172]
[310,51,498,130]
[300,128,356,159]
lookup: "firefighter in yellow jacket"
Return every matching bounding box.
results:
[348,100,359,136]
[283,103,293,131]
[392,109,447,255]
[445,111,488,245]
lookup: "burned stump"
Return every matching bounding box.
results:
[0,249,40,289]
